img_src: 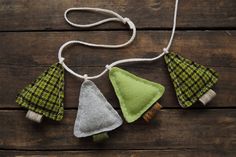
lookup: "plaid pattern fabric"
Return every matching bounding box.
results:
[164,52,218,108]
[16,63,64,121]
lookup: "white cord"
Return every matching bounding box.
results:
[165,0,179,52]
[64,8,132,28]
[58,0,179,80]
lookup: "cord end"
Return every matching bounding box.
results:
[105,64,111,70]
[59,57,65,64]
[83,74,88,80]
[123,18,135,30]
[163,48,169,54]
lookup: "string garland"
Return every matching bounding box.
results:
[58,0,179,80]
[16,0,218,143]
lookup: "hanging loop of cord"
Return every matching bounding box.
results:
[61,7,136,49]
[59,0,178,80]
[64,8,135,28]
[58,7,137,79]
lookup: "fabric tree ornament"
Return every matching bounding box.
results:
[16,63,64,123]
[74,80,122,142]
[164,52,218,108]
[109,67,165,123]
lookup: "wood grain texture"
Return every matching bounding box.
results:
[0,31,235,67]
[0,66,235,109]
[0,31,235,109]
[0,0,235,31]
[0,0,235,156]
[0,109,235,150]
[1,150,235,157]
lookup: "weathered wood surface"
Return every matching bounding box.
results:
[1,66,235,109]
[0,0,236,156]
[0,31,235,108]
[1,150,236,157]
[0,0,235,31]
[0,31,235,67]
[0,110,236,150]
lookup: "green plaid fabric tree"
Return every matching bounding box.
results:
[16,63,64,122]
[164,52,218,108]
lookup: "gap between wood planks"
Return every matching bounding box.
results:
[0,27,236,33]
[1,107,236,111]
[0,109,235,151]
[0,150,235,157]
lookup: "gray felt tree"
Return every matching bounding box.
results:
[74,80,123,142]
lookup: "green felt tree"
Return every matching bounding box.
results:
[16,63,64,123]
[109,67,165,123]
[164,52,218,108]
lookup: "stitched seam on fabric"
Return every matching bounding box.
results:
[16,96,61,116]
[76,80,122,137]
[165,53,218,107]
[16,63,64,121]
[175,59,218,106]
[110,68,164,122]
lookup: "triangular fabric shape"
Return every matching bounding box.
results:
[164,52,218,108]
[74,80,122,138]
[16,63,64,121]
[109,67,165,123]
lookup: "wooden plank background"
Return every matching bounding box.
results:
[0,0,235,156]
